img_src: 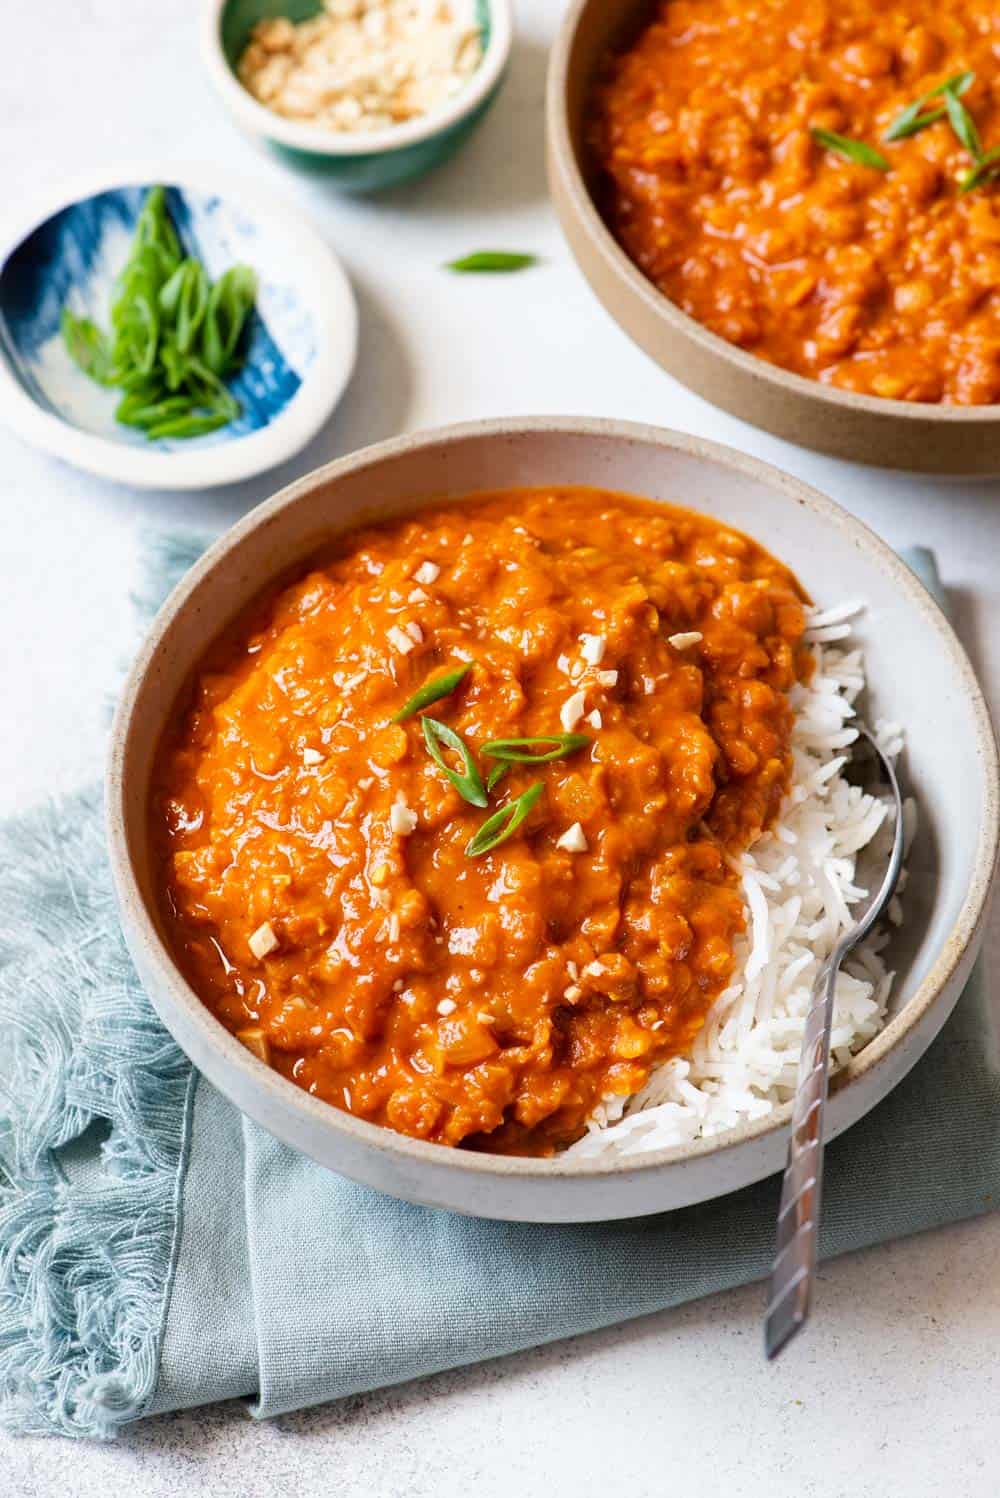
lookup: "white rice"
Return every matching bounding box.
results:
[567,602,909,1160]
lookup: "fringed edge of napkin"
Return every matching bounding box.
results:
[0,789,195,1438]
[0,528,208,1440]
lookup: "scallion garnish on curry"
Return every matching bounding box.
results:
[151,488,816,1156]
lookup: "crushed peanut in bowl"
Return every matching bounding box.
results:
[237,0,485,135]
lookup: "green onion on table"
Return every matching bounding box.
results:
[60,186,257,441]
[445,251,538,273]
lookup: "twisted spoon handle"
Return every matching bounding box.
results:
[764,955,838,1360]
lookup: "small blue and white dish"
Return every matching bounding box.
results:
[0,167,357,488]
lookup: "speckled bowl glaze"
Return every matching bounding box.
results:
[203,0,512,191]
[0,165,357,488]
[108,418,999,1222]
[547,0,1000,475]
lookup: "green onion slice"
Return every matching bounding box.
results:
[810,129,889,171]
[392,663,471,723]
[944,89,982,160]
[114,392,194,430]
[202,265,257,374]
[884,71,974,141]
[421,717,488,807]
[940,90,982,161]
[959,144,1000,193]
[465,783,544,857]
[60,310,116,385]
[132,185,181,266]
[883,103,947,142]
[486,762,509,792]
[481,733,590,764]
[445,251,537,273]
[145,412,232,440]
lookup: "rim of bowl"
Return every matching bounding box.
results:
[108,415,1000,1180]
[201,0,513,158]
[547,0,1000,427]
[0,162,358,490]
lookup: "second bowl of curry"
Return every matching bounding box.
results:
[547,0,1000,473]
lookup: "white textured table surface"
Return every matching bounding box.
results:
[3,3,1000,1494]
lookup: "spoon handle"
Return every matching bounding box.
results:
[764,955,838,1360]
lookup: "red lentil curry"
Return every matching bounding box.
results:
[152,489,810,1155]
[590,0,1000,404]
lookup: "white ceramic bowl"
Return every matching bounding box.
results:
[108,418,999,1221]
[0,165,357,489]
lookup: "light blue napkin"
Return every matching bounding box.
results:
[1,540,995,1440]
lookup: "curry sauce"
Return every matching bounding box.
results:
[152,489,810,1154]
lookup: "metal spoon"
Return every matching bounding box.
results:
[764,724,905,1360]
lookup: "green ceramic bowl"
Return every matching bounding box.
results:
[202,0,512,191]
